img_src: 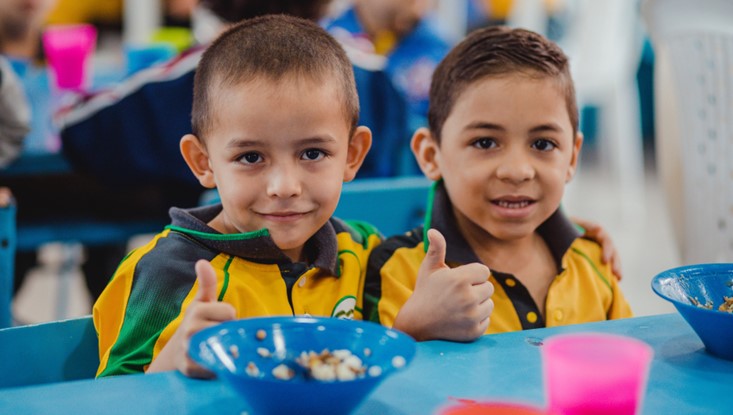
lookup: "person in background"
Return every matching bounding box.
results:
[365,26,631,341]
[0,0,164,305]
[0,55,30,169]
[324,0,452,128]
[0,0,56,152]
[0,54,31,207]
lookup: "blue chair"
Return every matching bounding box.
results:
[0,202,16,329]
[336,177,431,237]
[0,315,98,388]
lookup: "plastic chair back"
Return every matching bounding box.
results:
[0,202,15,328]
[562,0,646,208]
[336,177,431,237]
[0,315,99,388]
[641,0,733,263]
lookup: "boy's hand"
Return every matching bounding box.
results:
[393,229,494,342]
[571,216,623,280]
[147,260,236,377]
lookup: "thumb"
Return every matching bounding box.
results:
[194,259,219,303]
[420,228,448,275]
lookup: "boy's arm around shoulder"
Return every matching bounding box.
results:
[391,229,494,342]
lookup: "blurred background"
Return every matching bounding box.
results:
[6,0,720,325]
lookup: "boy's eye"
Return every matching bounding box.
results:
[239,152,263,164]
[532,139,557,152]
[302,149,326,161]
[472,138,497,150]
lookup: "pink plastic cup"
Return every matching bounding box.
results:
[542,333,653,415]
[42,24,97,91]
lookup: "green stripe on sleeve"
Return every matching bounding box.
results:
[571,247,612,292]
[422,180,439,252]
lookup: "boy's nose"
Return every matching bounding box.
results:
[495,152,535,183]
[266,165,302,198]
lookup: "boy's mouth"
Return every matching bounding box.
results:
[258,211,309,223]
[491,197,536,209]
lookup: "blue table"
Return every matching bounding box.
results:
[0,313,730,414]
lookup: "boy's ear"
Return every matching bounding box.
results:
[566,132,584,182]
[343,126,372,182]
[411,127,442,181]
[180,134,217,189]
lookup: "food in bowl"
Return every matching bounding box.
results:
[229,325,403,382]
[689,295,733,313]
[296,349,366,381]
[719,296,733,313]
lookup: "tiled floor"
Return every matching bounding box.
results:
[11,149,679,324]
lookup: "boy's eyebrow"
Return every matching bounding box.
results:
[297,136,338,145]
[528,123,565,133]
[225,135,338,149]
[226,139,262,149]
[465,122,565,133]
[465,122,504,131]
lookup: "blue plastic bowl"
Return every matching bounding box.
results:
[651,263,733,360]
[189,317,416,415]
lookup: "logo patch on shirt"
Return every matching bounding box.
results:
[331,295,356,319]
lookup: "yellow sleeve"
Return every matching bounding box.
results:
[377,246,423,327]
[608,276,634,319]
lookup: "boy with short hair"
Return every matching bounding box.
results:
[365,26,632,342]
[93,15,375,378]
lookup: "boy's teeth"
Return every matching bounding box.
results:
[497,200,530,208]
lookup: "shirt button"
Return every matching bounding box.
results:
[554,309,564,322]
[298,277,307,287]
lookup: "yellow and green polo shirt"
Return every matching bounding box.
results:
[364,181,632,335]
[93,204,381,377]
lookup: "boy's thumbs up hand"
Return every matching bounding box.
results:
[417,228,449,278]
[180,260,237,377]
[193,259,219,303]
[394,229,494,342]
[148,259,236,378]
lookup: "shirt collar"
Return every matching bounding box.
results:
[425,180,580,272]
[168,204,339,275]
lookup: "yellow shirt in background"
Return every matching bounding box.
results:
[46,0,122,25]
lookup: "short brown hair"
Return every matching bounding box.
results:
[428,26,578,143]
[192,14,359,139]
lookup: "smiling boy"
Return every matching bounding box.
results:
[93,15,376,377]
[365,26,632,341]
